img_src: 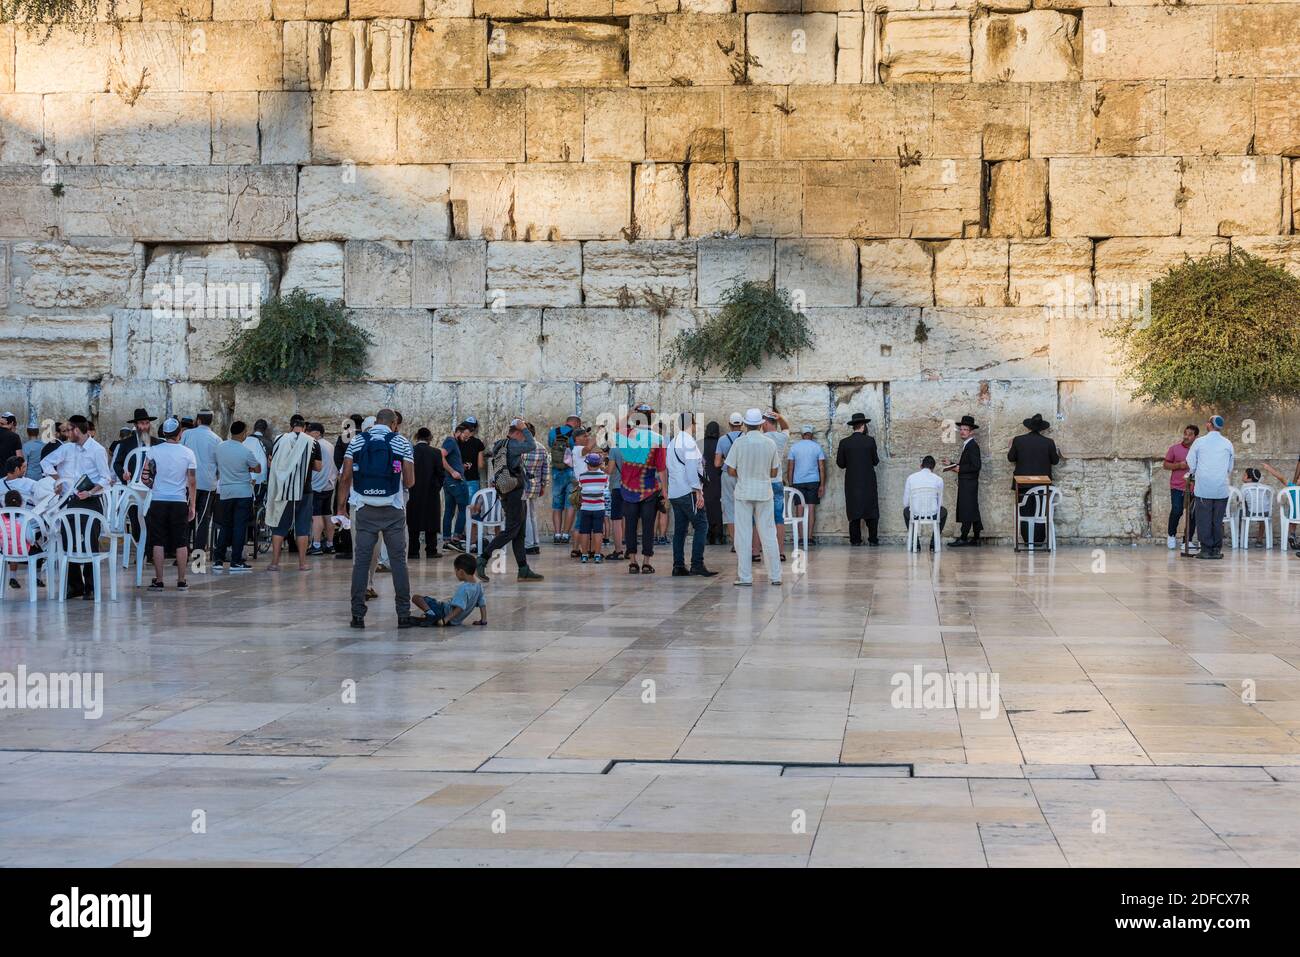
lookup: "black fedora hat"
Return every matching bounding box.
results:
[1022,413,1050,432]
[957,414,979,430]
[129,408,158,422]
[847,412,871,427]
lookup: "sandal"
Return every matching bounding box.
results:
[628,562,640,574]
[641,562,655,575]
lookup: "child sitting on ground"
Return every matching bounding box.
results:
[413,553,487,627]
[576,452,609,564]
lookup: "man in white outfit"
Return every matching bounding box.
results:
[724,408,781,586]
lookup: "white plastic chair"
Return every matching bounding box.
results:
[1017,485,1061,552]
[782,485,808,554]
[1277,486,1300,551]
[468,487,504,556]
[1221,486,1242,550]
[102,485,143,584]
[0,507,49,603]
[1239,484,1273,549]
[906,486,943,553]
[121,445,149,484]
[52,507,116,602]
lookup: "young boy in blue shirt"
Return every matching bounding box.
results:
[414,553,487,627]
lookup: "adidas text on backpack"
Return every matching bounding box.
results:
[352,430,402,497]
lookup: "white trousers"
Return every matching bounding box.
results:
[734,495,780,584]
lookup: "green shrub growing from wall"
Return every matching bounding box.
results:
[217,291,373,389]
[0,0,117,35]
[666,280,815,382]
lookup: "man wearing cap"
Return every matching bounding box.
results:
[836,412,881,546]
[787,425,827,546]
[1186,415,1235,560]
[476,418,545,583]
[942,414,983,547]
[0,412,22,464]
[666,412,717,577]
[1008,413,1061,547]
[725,409,782,586]
[715,412,744,548]
[41,414,114,598]
[142,417,197,590]
[548,414,582,545]
[181,410,222,553]
[457,416,486,503]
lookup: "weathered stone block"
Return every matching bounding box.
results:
[738,161,802,237]
[1164,79,1252,157]
[345,240,412,308]
[15,26,111,94]
[858,240,932,307]
[143,0,210,19]
[582,240,696,306]
[634,163,687,239]
[722,86,786,160]
[1215,7,1300,79]
[183,22,283,92]
[987,159,1048,239]
[474,0,546,16]
[12,240,140,310]
[351,0,423,15]
[972,11,1080,84]
[273,0,349,17]
[1007,238,1092,310]
[42,94,94,166]
[629,14,745,87]
[1,314,113,378]
[1048,311,1121,379]
[312,91,398,163]
[776,238,857,307]
[836,12,864,85]
[514,163,631,240]
[584,89,645,161]
[932,84,1028,160]
[450,165,516,241]
[0,26,13,94]
[1081,8,1213,81]
[803,160,899,238]
[0,95,43,165]
[92,92,211,165]
[411,19,486,89]
[228,165,298,242]
[283,20,331,91]
[396,90,525,163]
[214,0,273,16]
[899,159,981,239]
[920,307,1048,379]
[1093,81,1164,155]
[1179,156,1284,237]
[349,308,433,381]
[746,14,838,86]
[1230,236,1300,281]
[697,238,774,304]
[489,21,627,88]
[1028,81,1093,158]
[878,13,971,84]
[526,89,584,162]
[110,309,189,381]
[0,168,59,239]
[933,239,1009,308]
[542,309,660,379]
[1049,157,1181,238]
[688,163,739,236]
[111,23,185,93]
[413,240,486,307]
[1253,80,1300,158]
[211,92,261,165]
[260,91,312,164]
[431,307,542,379]
[298,164,452,240]
[282,241,345,300]
[486,242,582,307]
[645,89,724,162]
[796,307,923,381]
[1093,237,1227,295]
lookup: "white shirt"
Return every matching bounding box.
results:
[0,475,38,505]
[1186,431,1235,501]
[725,431,780,501]
[312,438,338,492]
[40,437,113,496]
[666,430,704,499]
[902,468,945,511]
[146,442,197,503]
[243,435,268,484]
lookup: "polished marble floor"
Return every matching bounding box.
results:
[3,541,1299,866]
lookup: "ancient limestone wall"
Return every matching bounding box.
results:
[3,3,1299,540]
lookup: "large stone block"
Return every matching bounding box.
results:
[541,309,660,380]
[795,307,923,381]
[1164,80,1252,157]
[489,20,627,88]
[513,163,631,240]
[738,161,802,237]
[1028,81,1093,158]
[283,20,331,92]
[858,240,932,307]
[835,11,864,85]
[412,240,486,307]
[411,18,486,89]
[1230,236,1300,281]
[688,163,739,237]
[746,14,838,86]
[450,164,516,241]
[581,240,696,306]
[228,165,298,242]
[931,84,1028,160]
[260,91,312,165]
[351,0,423,16]
[211,92,261,165]
[1,313,113,378]
[298,165,452,240]
[878,13,971,83]
[1007,238,1092,310]
[696,238,774,304]
[0,168,59,239]
[345,240,412,308]
[972,11,1079,84]
[629,14,746,87]
[781,85,930,160]
[11,240,141,310]
[1093,236,1227,294]
[1215,7,1300,79]
[1179,156,1285,237]
[1253,80,1300,158]
[485,242,582,307]
[775,238,857,307]
[15,26,111,93]
[645,89,724,162]
[899,159,981,239]
[110,23,185,93]
[396,90,525,163]
[92,92,212,165]
[634,163,687,239]
[348,308,433,381]
[933,240,1009,308]
[1092,80,1164,156]
[584,89,645,161]
[0,26,13,93]
[282,241,345,300]
[312,91,398,163]
[526,89,584,162]
[802,160,899,238]
[1049,157,1181,238]
[920,307,1049,380]
[722,85,785,161]
[431,307,542,379]
[183,22,283,91]
[1048,310,1121,379]
[987,159,1047,239]
[1081,8,1213,81]
[0,95,44,165]
[42,94,95,166]
[110,308,189,381]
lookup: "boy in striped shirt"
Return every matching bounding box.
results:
[577,452,609,563]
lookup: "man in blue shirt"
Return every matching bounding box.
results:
[1186,415,1236,561]
[786,425,827,546]
[180,410,222,552]
[440,423,470,550]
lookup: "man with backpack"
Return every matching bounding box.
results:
[336,409,417,629]
[477,418,545,583]
[548,414,581,545]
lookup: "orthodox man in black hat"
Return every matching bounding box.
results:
[942,414,982,546]
[112,408,158,483]
[836,412,880,546]
[1008,413,1061,546]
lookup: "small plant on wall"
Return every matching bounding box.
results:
[0,0,117,36]
[1107,250,1300,406]
[217,290,373,389]
[666,280,815,382]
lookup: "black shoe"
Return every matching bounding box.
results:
[446,540,466,553]
[690,565,718,577]
[7,578,17,589]
[82,590,96,600]
[672,566,691,577]
[1196,552,1214,560]
[350,616,365,628]
[426,551,442,559]
[850,541,864,547]
[176,580,188,590]
[868,540,880,547]
[950,539,968,548]
[517,567,544,582]
[476,556,490,582]
[525,546,541,555]
[397,616,418,628]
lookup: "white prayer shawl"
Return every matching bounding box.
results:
[266,432,313,529]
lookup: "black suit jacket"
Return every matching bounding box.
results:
[1008,431,1060,482]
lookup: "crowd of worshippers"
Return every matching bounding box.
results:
[3,404,1293,616]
